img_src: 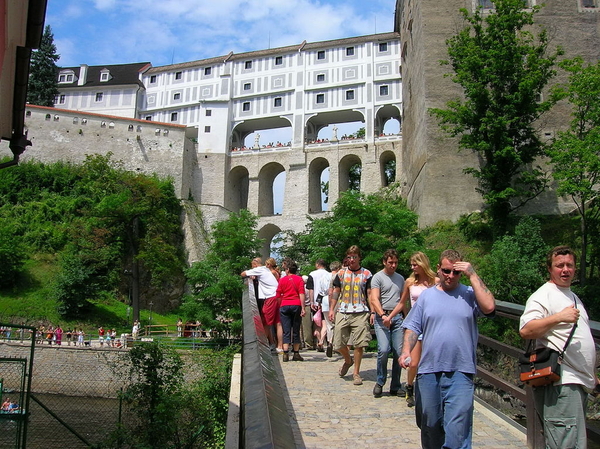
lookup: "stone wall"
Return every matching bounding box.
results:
[397,0,597,227]
[1,342,128,398]
[0,342,203,398]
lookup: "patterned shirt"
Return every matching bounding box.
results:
[333,267,372,313]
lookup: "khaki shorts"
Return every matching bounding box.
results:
[333,311,371,349]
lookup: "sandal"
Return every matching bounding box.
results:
[338,357,354,377]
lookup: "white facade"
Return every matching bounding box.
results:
[139,33,402,154]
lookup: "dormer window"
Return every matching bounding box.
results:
[100,69,111,82]
[58,70,76,84]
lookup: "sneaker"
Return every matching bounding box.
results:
[317,344,324,352]
[353,374,363,386]
[292,352,304,361]
[373,383,383,398]
[276,348,284,354]
[339,357,354,377]
[282,352,289,362]
[326,345,333,358]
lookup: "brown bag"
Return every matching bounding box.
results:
[519,346,561,387]
[519,318,577,387]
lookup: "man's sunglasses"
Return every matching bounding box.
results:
[440,268,462,275]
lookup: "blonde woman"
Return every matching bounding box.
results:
[265,257,281,280]
[388,251,437,406]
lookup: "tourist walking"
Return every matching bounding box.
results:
[369,249,406,398]
[389,251,438,406]
[276,260,306,362]
[400,249,495,448]
[328,245,372,386]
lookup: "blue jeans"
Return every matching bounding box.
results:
[415,371,474,449]
[373,314,404,391]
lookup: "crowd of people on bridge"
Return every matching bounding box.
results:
[242,244,598,449]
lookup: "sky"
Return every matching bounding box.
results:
[45,0,398,68]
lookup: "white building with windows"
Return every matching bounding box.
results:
[139,32,402,154]
[56,62,151,118]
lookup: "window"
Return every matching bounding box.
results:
[100,72,109,82]
[204,67,212,76]
[316,93,325,104]
[59,94,66,104]
[274,97,282,107]
[145,116,152,121]
[175,71,182,80]
[95,92,104,102]
[275,56,283,65]
[150,75,157,83]
[346,90,355,101]
[582,0,597,7]
[379,42,388,52]
[379,85,389,96]
[204,126,211,133]
[478,0,494,8]
[173,92,181,100]
[245,61,252,69]
[243,82,251,90]
[317,50,325,60]
[206,109,212,116]
[242,102,251,112]
[346,47,355,56]
[58,73,74,83]
[317,74,325,82]
[171,112,178,121]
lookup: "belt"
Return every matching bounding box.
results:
[383,309,394,314]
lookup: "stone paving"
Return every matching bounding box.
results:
[276,350,527,449]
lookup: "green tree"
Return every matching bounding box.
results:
[429,0,562,235]
[280,185,422,274]
[348,163,361,192]
[27,25,60,107]
[0,221,25,288]
[184,209,262,324]
[110,342,235,449]
[479,216,548,304]
[548,57,600,285]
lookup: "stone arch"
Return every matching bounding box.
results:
[258,162,286,216]
[225,165,249,212]
[339,154,362,193]
[231,116,292,150]
[257,223,282,261]
[308,157,330,213]
[305,110,365,143]
[375,104,401,136]
[380,150,396,186]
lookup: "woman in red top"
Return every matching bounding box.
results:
[276,260,306,362]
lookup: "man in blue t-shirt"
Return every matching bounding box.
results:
[400,249,495,449]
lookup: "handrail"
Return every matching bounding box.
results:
[238,281,295,449]
[478,300,600,449]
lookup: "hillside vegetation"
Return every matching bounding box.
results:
[0,155,186,334]
[1,157,597,339]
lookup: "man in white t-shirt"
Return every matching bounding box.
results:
[520,246,598,449]
[306,259,330,351]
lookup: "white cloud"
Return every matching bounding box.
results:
[46,0,397,67]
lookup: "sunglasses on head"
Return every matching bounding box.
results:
[441,268,462,275]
